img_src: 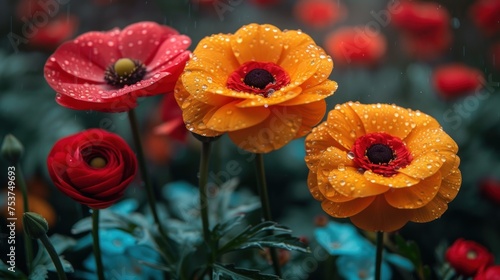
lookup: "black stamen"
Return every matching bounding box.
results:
[366,144,394,164]
[244,68,275,89]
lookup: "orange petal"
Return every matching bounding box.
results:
[305,122,345,170]
[350,196,412,232]
[384,172,442,209]
[308,171,326,202]
[187,34,239,83]
[175,83,221,137]
[278,30,329,86]
[439,151,460,177]
[231,24,283,64]
[398,152,443,180]
[181,70,234,106]
[280,80,338,106]
[404,128,459,157]
[316,166,354,202]
[325,103,366,150]
[287,100,327,137]
[363,171,421,188]
[405,109,440,136]
[439,167,461,202]
[235,86,302,108]
[410,194,448,223]
[228,107,302,153]
[348,103,415,139]
[321,196,375,218]
[329,167,389,198]
[205,101,270,131]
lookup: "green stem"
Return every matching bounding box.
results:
[16,164,33,273]
[39,234,67,280]
[92,209,105,280]
[199,141,213,277]
[375,231,384,280]
[127,109,175,264]
[254,153,282,278]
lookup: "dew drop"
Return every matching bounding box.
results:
[347,152,355,160]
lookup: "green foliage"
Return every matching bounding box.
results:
[395,234,431,280]
[212,264,280,280]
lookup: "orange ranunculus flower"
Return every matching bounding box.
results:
[305,102,461,232]
[175,23,337,153]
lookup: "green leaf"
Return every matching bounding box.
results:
[211,215,245,243]
[394,234,431,280]
[31,234,75,274]
[218,221,308,254]
[212,263,279,280]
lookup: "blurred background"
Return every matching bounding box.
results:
[0,0,499,278]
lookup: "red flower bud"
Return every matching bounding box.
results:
[480,178,500,205]
[432,64,484,100]
[445,239,494,277]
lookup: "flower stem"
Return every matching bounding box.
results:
[16,165,33,273]
[39,233,67,280]
[198,141,213,277]
[375,231,384,280]
[127,109,176,260]
[254,153,282,278]
[92,209,105,280]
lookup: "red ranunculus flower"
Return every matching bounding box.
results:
[432,64,484,99]
[390,1,451,59]
[44,21,191,112]
[475,265,500,280]
[480,178,500,204]
[324,26,386,66]
[445,239,495,277]
[47,129,138,209]
[294,0,346,29]
[491,42,500,71]
[470,0,500,37]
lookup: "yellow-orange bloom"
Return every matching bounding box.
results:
[175,23,337,153]
[305,102,461,232]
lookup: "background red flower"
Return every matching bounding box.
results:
[432,64,484,99]
[47,129,138,209]
[474,265,500,280]
[445,238,495,277]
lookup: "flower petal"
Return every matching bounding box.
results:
[439,167,461,202]
[410,193,449,223]
[146,35,191,73]
[305,122,345,170]
[185,34,239,84]
[119,22,181,65]
[384,172,442,209]
[326,103,366,150]
[308,171,326,202]
[405,128,459,157]
[205,101,270,131]
[329,167,390,198]
[280,80,338,106]
[67,29,122,70]
[235,86,302,108]
[228,107,302,153]
[278,30,329,85]
[175,83,221,137]
[231,24,283,64]
[397,152,443,180]
[321,196,376,218]
[349,103,415,139]
[363,171,420,188]
[288,100,327,137]
[46,45,106,83]
[350,196,412,232]
[315,149,356,202]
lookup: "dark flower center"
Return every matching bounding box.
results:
[366,144,394,164]
[351,132,412,177]
[89,156,107,168]
[226,61,290,98]
[104,58,147,88]
[243,69,275,89]
[466,250,478,260]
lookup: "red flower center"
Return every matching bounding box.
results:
[104,58,147,88]
[82,147,108,169]
[350,132,412,177]
[467,250,478,260]
[226,61,290,97]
